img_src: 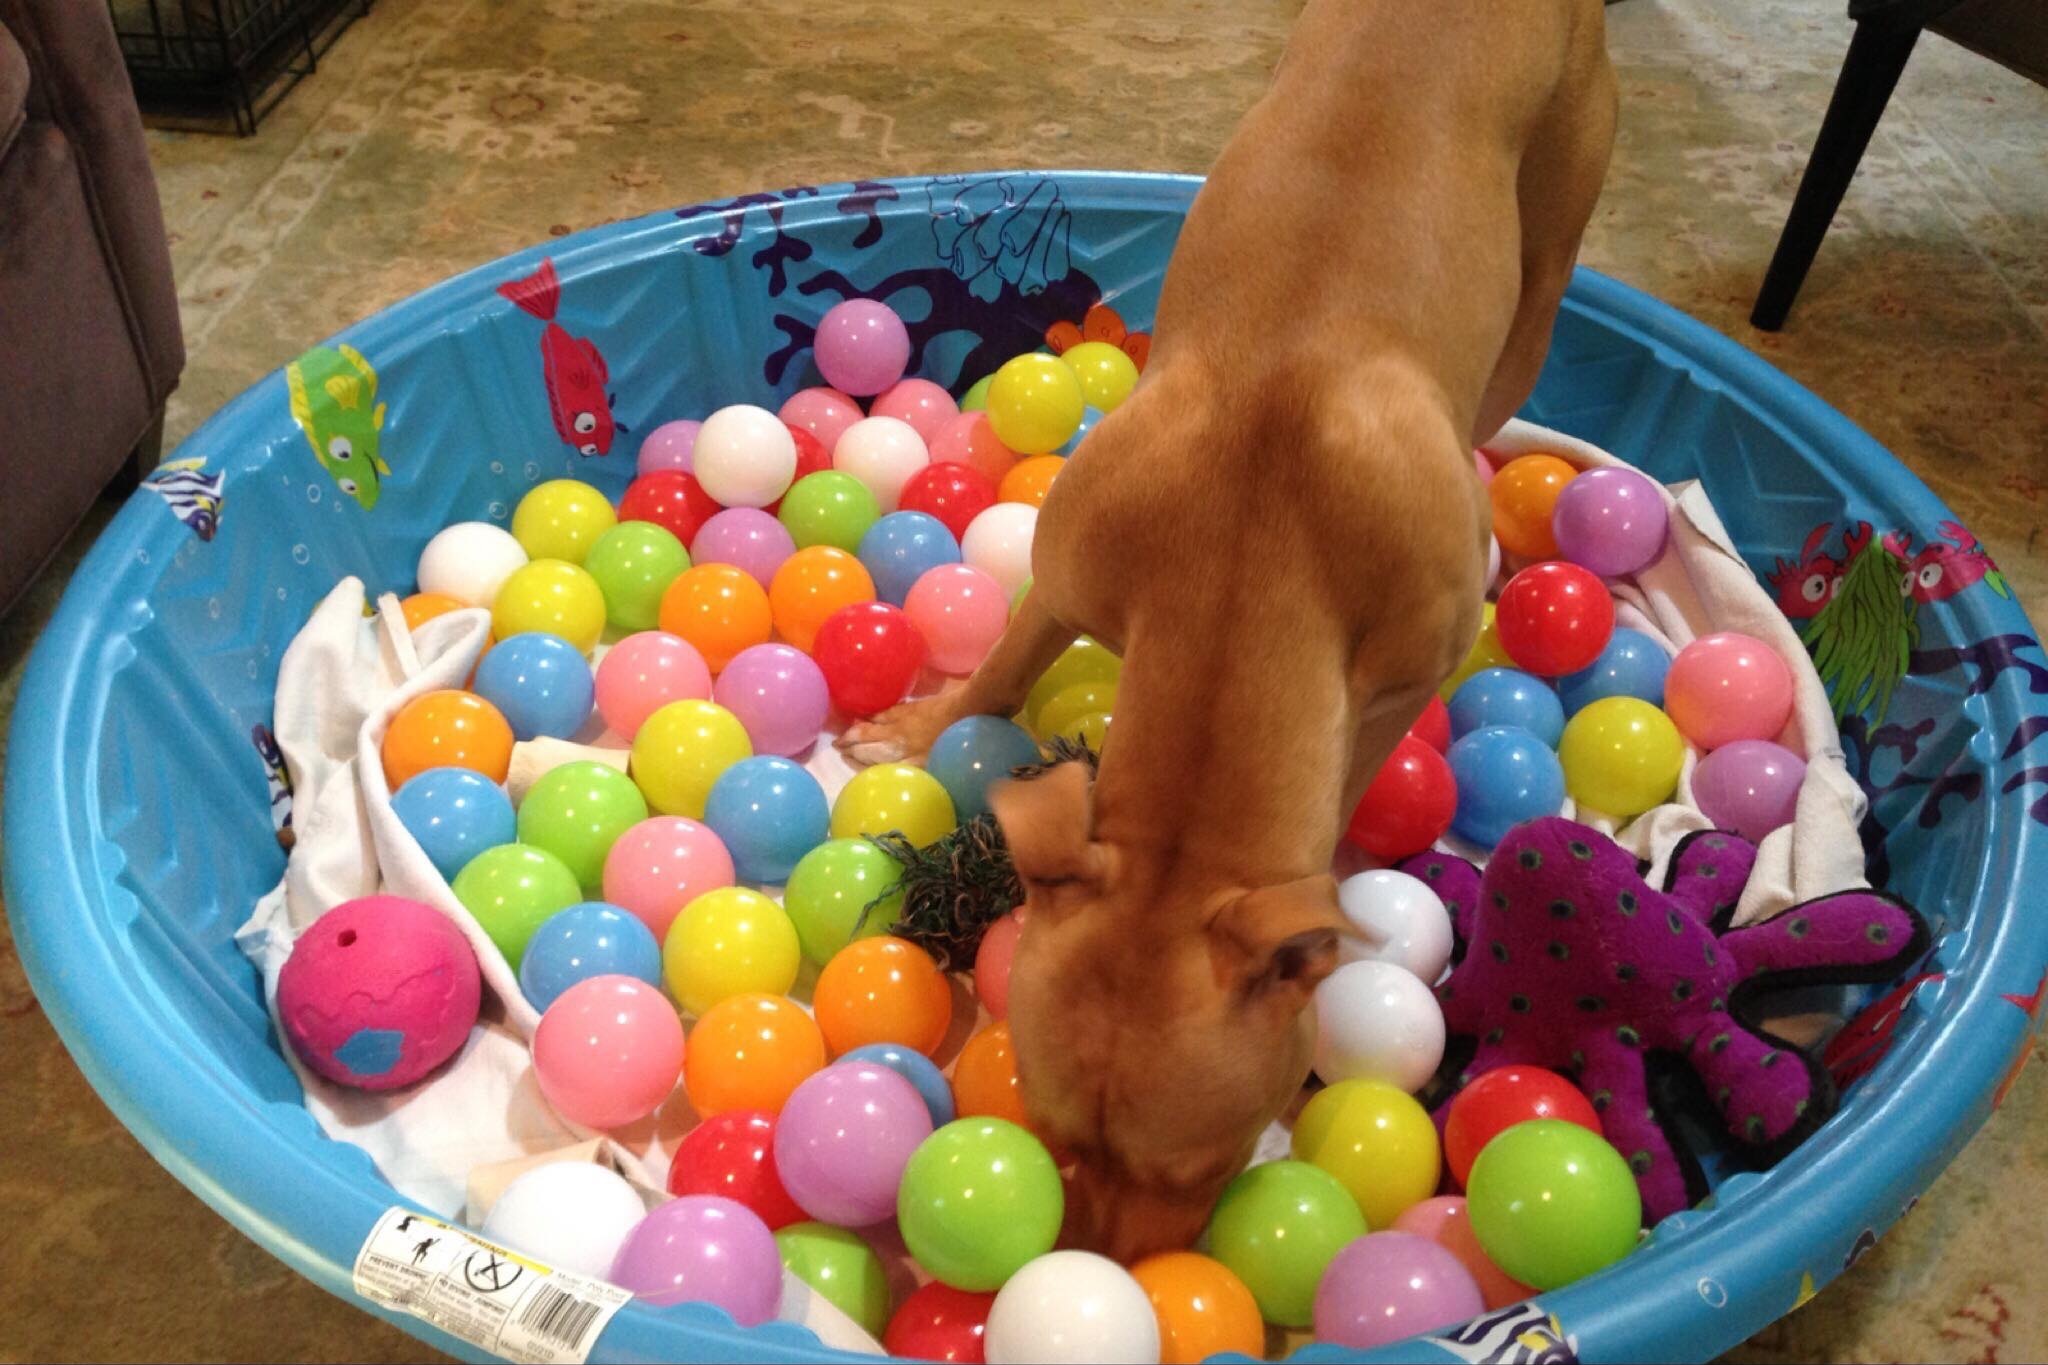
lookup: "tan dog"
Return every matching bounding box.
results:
[841,0,1616,1261]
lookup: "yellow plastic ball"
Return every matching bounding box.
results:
[1056,711,1111,751]
[986,353,1086,456]
[663,886,801,1016]
[492,558,607,654]
[830,764,957,847]
[1059,341,1140,412]
[512,479,617,565]
[1558,696,1686,818]
[1023,638,1123,730]
[630,699,753,818]
[1291,1078,1439,1229]
[1438,603,1514,701]
[1035,680,1118,743]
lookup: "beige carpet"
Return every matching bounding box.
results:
[3,0,2045,1359]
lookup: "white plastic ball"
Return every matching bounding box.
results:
[1487,533,1501,590]
[480,1161,648,1280]
[985,1250,1160,1365]
[960,503,1038,598]
[1313,958,1445,1093]
[1337,869,1455,983]
[417,521,529,608]
[832,415,929,512]
[694,404,798,508]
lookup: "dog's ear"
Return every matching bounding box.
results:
[990,762,1108,904]
[1210,874,1347,1007]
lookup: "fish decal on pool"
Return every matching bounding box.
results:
[497,257,626,457]
[253,722,294,847]
[1425,1303,1578,1364]
[145,457,226,540]
[286,344,390,509]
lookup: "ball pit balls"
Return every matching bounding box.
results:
[1449,667,1566,748]
[601,815,736,940]
[1312,1232,1485,1351]
[999,455,1064,509]
[713,643,832,758]
[663,886,801,1016]
[958,374,993,411]
[1344,734,1457,861]
[1033,679,1118,744]
[277,895,481,1091]
[1312,959,1447,1094]
[1444,1066,1603,1188]
[814,935,953,1058]
[690,507,795,589]
[783,838,906,965]
[985,1250,1159,1365]
[702,755,831,883]
[607,1194,782,1327]
[473,631,595,742]
[481,1160,647,1281]
[1489,453,1578,560]
[1693,738,1807,841]
[390,766,515,882]
[834,416,931,513]
[1335,868,1454,982]
[1205,1160,1367,1328]
[831,762,957,847]
[1055,710,1112,750]
[1557,696,1686,818]
[778,424,833,503]
[951,1022,1028,1127]
[1129,1252,1264,1365]
[960,502,1038,597]
[517,901,662,1012]
[774,1061,935,1227]
[512,479,616,564]
[638,418,701,475]
[1447,726,1566,848]
[840,1042,956,1128]
[769,546,877,654]
[776,1222,892,1337]
[1466,1119,1642,1290]
[1292,1077,1440,1229]
[1495,561,1615,677]
[631,698,753,819]
[872,377,961,444]
[382,689,515,790]
[1023,637,1122,729]
[532,973,684,1129]
[659,563,775,674]
[906,564,1008,675]
[928,715,1042,822]
[1551,465,1669,576]
[986,353,1085,455]
[885,1283,996,1364]
[594,631,712,739]
[1558,626,1671,713]
[859,510,962,606]
[1408,694,1453,753]
[780,470,882,554]
[685,992,826,1116]
[582,521,691,632]
[517,760,650,891]
[452,843,583,967]
[930,410,1020,486]
[1665,630,1795,750]
[780,386,865,454]
[666,1108,805,1228]
[417,521,529,608]
[694,403,799,509]
[1390,1196,1534,1310]
[400,591,463,632]
[492,558,607,654]
[974,912,1024,1022]
[814,602,928,718]
[898,1117,1064,1292]
[1059,340,1141,411]
[897,461,997,541]
[815,299,912,396]
[619,470,722,546]
[1439,602,1515,700]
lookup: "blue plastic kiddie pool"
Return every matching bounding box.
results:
[9,172,2046,1363]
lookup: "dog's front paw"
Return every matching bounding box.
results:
[835,689,969,767]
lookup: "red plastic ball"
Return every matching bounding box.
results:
[1493,560,1616,676]
[620,471,722,546]
[812,601,928,718]
[1346,735,1456,860]
[765,425,833,516]
[665,1108,806,1229]
[1408,695,1452,753]
[898,462,998,541]
[884,1282,996,1363]
[1443,1066,1604,1187]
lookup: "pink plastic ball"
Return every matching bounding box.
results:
[712,642,832,757]
[639,420,701,476]
[1693,739,1806,841]
[928,411,1019,487]
[773,1061,935,1227]
[532,974,684,1130]
[779,387,864,457]
[1665,632,1795,751]
[608,1195,782,1326]
[871,379,960,445]
[602,816,736,939]
[1473,449,1496,486]
[904,564,1008,675]
[814,299,912,397]
[595,631,713,739]
[974,911,1023,1021]
[692,507,797,587]
[278,896,481,1091]
[1314,1232,1484,1349]
[1551,466,1670,577]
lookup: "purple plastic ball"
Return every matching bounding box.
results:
[638,420,701,476]
[1313,1231,1485,1350]
[814,299,911,397]
[607,1195,781,1325]
[1693,738,1807,841]
[1551,466,1670,577]
[773,1061,934,1227]
[712,643,831,758]
[691,508,797,587]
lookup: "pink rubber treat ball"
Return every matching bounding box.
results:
[595,631,713,739]
[813,299,911,397]
[1665,631,1795,750]
[603,816,736,939]
[779,387,864,456]
[871,378,960,444]
[639,419,701,476]
[532,974,684,1130]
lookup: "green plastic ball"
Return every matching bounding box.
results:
[1466,1119,1642,1290]
[451,842,582,968]
[898,1118,1063,1291]
[515,760,649,892]
[583,521,689,632]
[782,838,905,965]
[1011,575,1032,615]
[778,471,881,553]
[959,374,993,412]
[1204,1159,1367,1328]
[775,1222,890,1336]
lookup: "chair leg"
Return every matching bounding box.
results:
[105,408,167,500]
[1751,20,1923,331]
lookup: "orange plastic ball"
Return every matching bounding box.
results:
[768,546,876,655]
[1130,1252,1266,1365]
[813,936,952,1058]
[683,993,826,1117]
[1490,453,1579,560]
[998,455,1065,509]
[401,592,464,632]
[658,563,773,674]
[951,1022,1029,1127]
[381,689,514,790]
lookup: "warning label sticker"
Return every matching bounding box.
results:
[352,1208,631,1364]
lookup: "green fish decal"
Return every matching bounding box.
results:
[1804,537,1918,726]
[286,343,390,508]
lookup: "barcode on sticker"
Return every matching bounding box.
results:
[520,1285,603,1353]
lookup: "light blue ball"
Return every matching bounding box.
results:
[1558,627,1672,714]
[517,901,662,1012]
[1447,726,1566,849]
[1449,668,1566,748]
[926,716,1042,822]
[472,632,595,741]
[858,511,961,606]
[1059,405,1105,455]
[390,767,515,881]
[702,755,829,884]
[840,1043,955,1127]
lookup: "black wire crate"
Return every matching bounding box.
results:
[110,0,373,135]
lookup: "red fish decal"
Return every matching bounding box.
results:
[1769,521,1872,620]
[1822,971,1941,1091]
[497,258,626,457]
[1882,521,2008,604]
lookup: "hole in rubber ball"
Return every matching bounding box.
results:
[338,930,358,947]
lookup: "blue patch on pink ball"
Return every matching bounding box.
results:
[334,1028,405,1077]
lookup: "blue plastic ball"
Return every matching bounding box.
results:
[857,511,961,606]
[472,632,595,741]
[701,755,830,883]
[517,901,662,1012]
[926,715,1042,822]
[1059,405,1105,455]
[1447,726,1567,848]
[1449,668,1566,748]
[1558,627,1672,714]
[390,767,516,881]
[839,1042,956,1127]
